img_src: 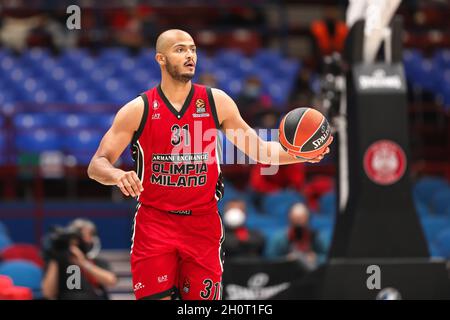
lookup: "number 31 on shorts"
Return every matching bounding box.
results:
[200,279,221,300]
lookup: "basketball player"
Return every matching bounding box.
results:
[87,29,332,300]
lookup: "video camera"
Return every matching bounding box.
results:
[42,225,90,262]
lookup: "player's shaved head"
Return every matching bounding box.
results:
[156,29,194,53]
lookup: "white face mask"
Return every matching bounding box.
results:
[223,208,246,229]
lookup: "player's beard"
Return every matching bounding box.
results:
[165,57,194,83]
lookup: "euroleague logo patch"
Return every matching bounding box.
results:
[193,98,209,118]
[195,98,206,112]
[364,140,406,185]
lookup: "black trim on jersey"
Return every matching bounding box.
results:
[157,84,194,120]
[138,287,177,300]
[131,93,149,144]
[215,172,225,201]
[206,87,221,129]
[131,141,143,181]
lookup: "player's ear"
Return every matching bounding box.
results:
[155,53,165,66]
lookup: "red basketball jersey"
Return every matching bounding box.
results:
[130,84,224,215]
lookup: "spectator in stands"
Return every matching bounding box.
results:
[41,219,117,300]
[265,203,326,270]
[236,75,272,125]
[222,199,265,258]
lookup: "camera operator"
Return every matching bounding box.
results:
[41,219,117,300]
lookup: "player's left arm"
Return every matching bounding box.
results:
[212,88,330,165]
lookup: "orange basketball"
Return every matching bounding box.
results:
[278,107,332,160]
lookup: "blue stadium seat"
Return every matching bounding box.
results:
[57,113,95,130]
[415,60,438,92]
[420,216,450,243]
[0,260,43,297]
[67,152,95,166]
[310,215,334,231]
[0,56,16,74]
[272,60,301,84]
[99,47,129,62]
[432,49,450,69]
[0,221,8,236]
[238,58,257,77]
[266,81,291,106]
[317,227,334,252]
[318,192,336,216]
[414,200,430,217]
[220,79,243,98]
[0,131,6,164]
[0,91,17,105]
[0,233,12,250]
[90,114,114,132]
[21,48,50,63]
[433,228,450,259]
[215,49,244,68]
[413,177,449,206]
[246,214,286,240]
[14,114,55,131]
[428,242,442,258]
[403,49,422,82]
[254,49,282,67]
[15,130,62,152]
[63,130,102,152]
[262,190,306,218]
[59,48,89,64]
[430,188,450,214]
[72,89,101,104]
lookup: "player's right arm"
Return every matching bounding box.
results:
[87,97,144,197]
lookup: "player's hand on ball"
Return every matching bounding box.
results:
[303,146,330,163]
[115,170,144,197]
[294,136,333,163]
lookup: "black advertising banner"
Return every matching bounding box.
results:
[222,257,308,300]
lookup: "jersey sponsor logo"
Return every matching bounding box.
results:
[133,282,145,292]
[151,153,209,187]
[152,153,209,163]
[152,100,159,110]
[157,275,168,283]
[168,210,192,216]
[151,172,207,187]
[152,113,160,120]
[152,163,208,175]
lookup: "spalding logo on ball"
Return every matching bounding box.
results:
[278,107,332,160]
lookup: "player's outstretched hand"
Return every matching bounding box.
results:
[115,170,144,197]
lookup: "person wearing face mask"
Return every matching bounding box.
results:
[41,219,117,300]
[222,200,266,258]
[235,76,272,125]
[265,203,326,270]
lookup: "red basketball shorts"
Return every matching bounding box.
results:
[130,204,224,300]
